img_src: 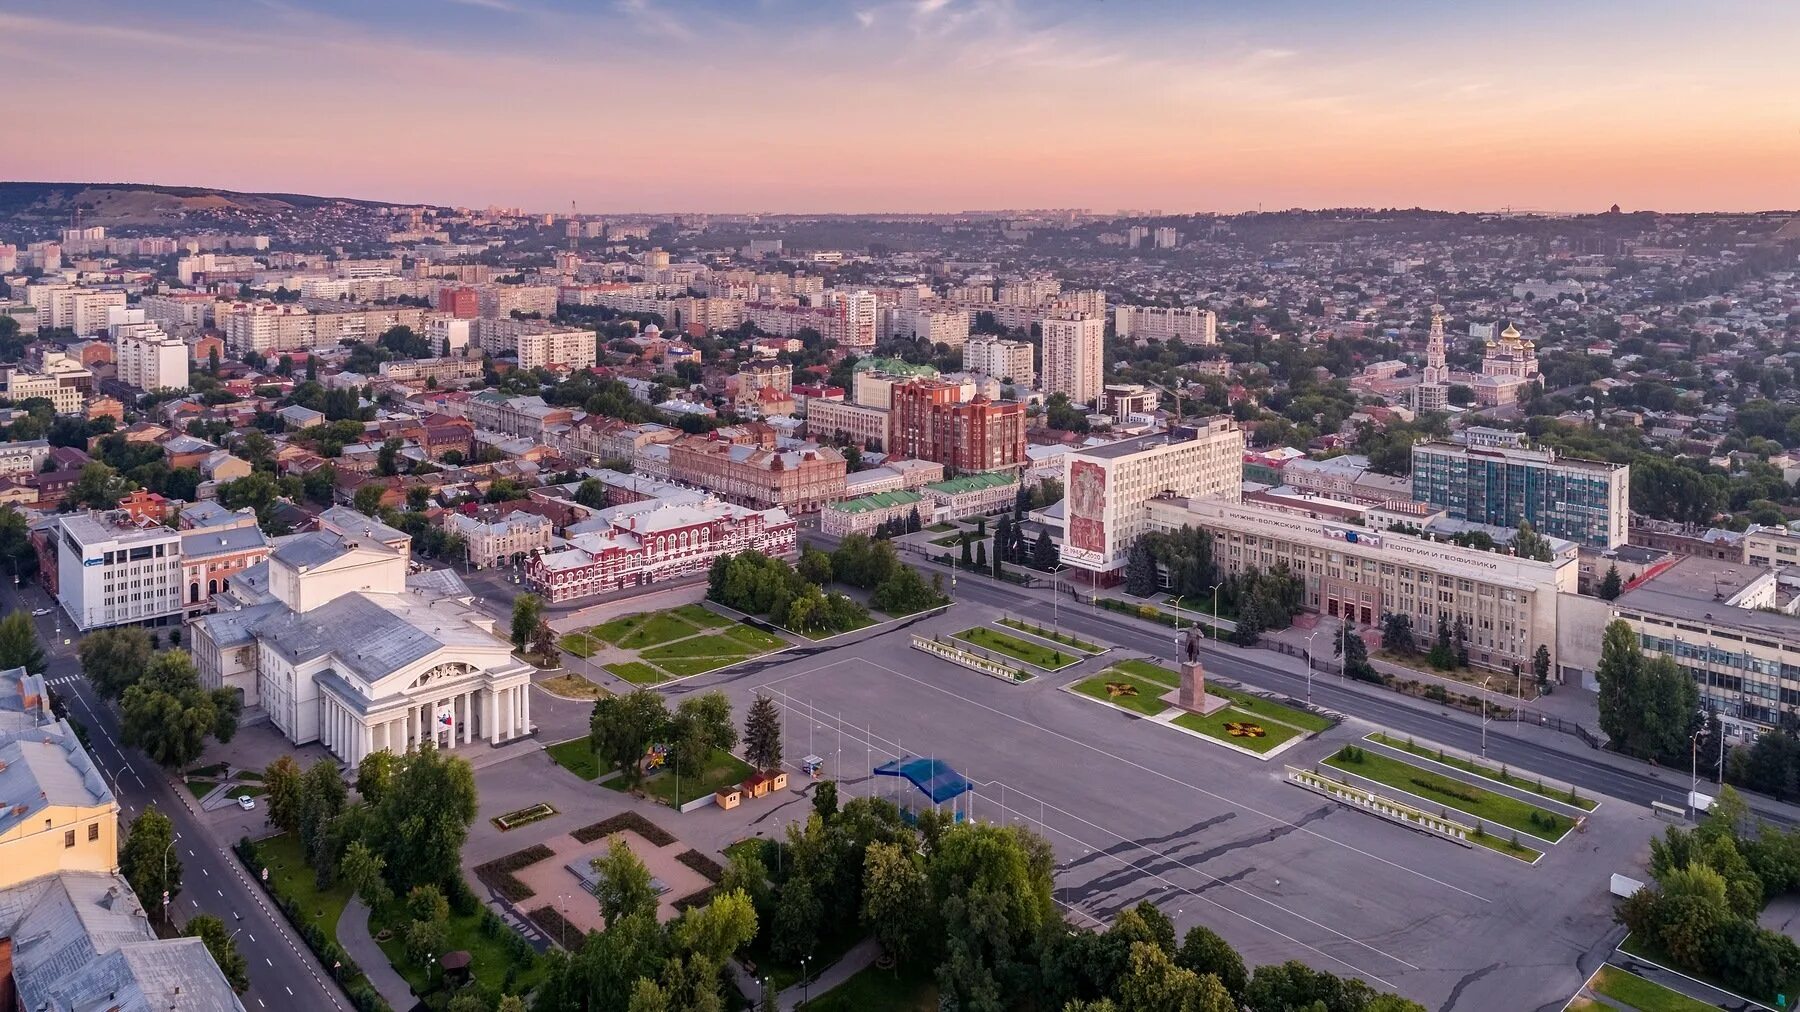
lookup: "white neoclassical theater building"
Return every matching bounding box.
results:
[190,507,535,765]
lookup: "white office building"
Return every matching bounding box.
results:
[56,512,186,631]
[189,509,535,765]
[1114,305,1217,344]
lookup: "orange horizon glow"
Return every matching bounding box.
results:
[6,2,1798,214]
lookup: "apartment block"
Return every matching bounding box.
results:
[1042,314,1105,406]
[109,307,188,392]
[473,318,596,371]
[890,379,1027,473]
[962,334,1035,385]
[1114,304,1216,344]
[667,435,846,514]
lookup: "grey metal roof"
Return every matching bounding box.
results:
[0,735,113,838]
[319,505,409,546]
[253,592,498,684]
[0,873,243,1012]
[406,567,472,598]
[180,524,270,560]
[270,530,358,570]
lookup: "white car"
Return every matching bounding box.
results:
[236,795,256,811]
[31,608,50,617]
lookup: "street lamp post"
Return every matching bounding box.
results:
[161,839,176,926]
[1689,729,1702,821]
[801,955,812,1005]
[1305,628,1323,701]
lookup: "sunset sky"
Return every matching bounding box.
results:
[6,0,1797,214]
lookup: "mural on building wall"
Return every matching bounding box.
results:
[1069,460,1107,554]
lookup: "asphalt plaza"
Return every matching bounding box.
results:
[672,604,1664,1012]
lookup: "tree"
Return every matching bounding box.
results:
[0,611,45,673]
[1116,941,1235,1012]
[1336,623,1377,683]
[511,594,543,651]
[975,539,988,570]
[1379,613,1415,655]
[408,883,451,924]
[627,978,670,1012]
[120,650,240,768]
[669,691,736,775]
[960,533,973,566]
[1125,540,1158,597]
[339,838,390,906]
[861,840,932,964]
[744,694,783,771]
[575,478,607,508]
[122,807,180,924]
[264,755,304,834]
[297,759,348,883]
[591,689,670,786]
[1533,644,1552,687]
[1599,564,1624,601]
[370,744,478,894]
[1176,925,1247,1002]
[1513,520,1554,562]
[405,916,448,966]
[593,837,659,925]
[187,914,250,992]
[671,888,759,964]
[352,484,385,516]
[355,749,397,805]
[812,779,839,822]
[532,618,560,667]
[1597,619,1701,764]
[406,484,432,511]
[1033,530,1059,570]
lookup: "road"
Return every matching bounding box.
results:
[893,544,1777,824]
[4,575,348,1012]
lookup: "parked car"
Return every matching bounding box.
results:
[236,795,256,810]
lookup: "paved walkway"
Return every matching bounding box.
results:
[338,897,413,1010]
[730,937,881,1010]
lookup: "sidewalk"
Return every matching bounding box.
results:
[731,937,881,1010]
[338,897,413,1010]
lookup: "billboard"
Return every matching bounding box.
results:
[1068,460,1107,556]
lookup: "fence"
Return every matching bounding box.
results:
[911,634,1029,684]
[1286,766,1474,846]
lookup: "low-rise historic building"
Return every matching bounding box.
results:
[525,497,796,604]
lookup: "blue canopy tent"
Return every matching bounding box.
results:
[874,756,973,822]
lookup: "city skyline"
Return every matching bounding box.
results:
[7,0,1798,214]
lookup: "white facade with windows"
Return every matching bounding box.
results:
[56,513,185,631]
[190,512,534,765]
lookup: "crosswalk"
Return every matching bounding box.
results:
[45,675,81,687]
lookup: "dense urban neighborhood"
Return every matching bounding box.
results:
[0,180,1799,1012]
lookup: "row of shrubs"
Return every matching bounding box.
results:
[235,837,393,1012]
[527,904,585,949]
[675,848,724,883]
[571,812,675,846]
[473,844,555,903]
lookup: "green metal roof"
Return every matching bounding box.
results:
[852,356,938,378]
[925,471,1018,494]
[827,489,924,514]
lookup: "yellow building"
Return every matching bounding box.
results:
[0,668,119,883]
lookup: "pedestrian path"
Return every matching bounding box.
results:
[338,897,414,1010]
[731,937,881,1011]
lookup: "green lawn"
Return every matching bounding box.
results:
[1112,658,1180,687]
[672,603,733,629]
[603,748,755,808]
[186,779,213,800]
[952,627,1078,670]
[721,624,787,651]
[1367,732,1595,810]
[590,613,651,645]
[604,661,669,685]
[997,617,1102,653]
[559,631,601,659]
[256,832,354,942]
[1323,748,1573,842]
[615,612,702,649]
[547,738,601,781]
[1072,672,1172,717]
[929,534,966,547]
[235,785,267,799]
[1173,707,1303,754]
[794,615,877,640]
[806,963,938,1012]
[372,896,543,998]
[1590,966,1716,1012]
[1209,686,1334,734]
[925,523,958,533]
[655,656,749,677]
[641,633,755,662]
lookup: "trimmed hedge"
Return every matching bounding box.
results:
[675,848,724,883]
[473,844,555,903]
[235,837,394,1012]
[570,813,676,847]
[527,905,587,949]
[671,885,718,913]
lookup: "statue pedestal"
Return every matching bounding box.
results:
[1164,660,1229,716]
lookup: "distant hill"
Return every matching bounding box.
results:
[0,181,438,227]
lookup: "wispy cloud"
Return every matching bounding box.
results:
[855,9,876,28]
[446,0,521,12]
[612,0,695,42]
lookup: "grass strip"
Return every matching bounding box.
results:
[1172,707,1302,754]
[1111,658,1180,687]
[951,627,1078,669]
[1323,747,1573,842]
[1590,966,1716,1012]
[546,738,600,780]
[1208,685,1333,733]
[1072,673,1172,717]
[1367,732,1594,810]
[997,617,1102,653]
[604,661,668,685]
[672,603,733,629]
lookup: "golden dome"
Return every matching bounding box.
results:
[1500,323,1522,341]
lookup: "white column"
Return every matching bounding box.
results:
[413,704,423,749]
[521,684,531,736]
[485,689,497,744]
[463,691,473,745]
